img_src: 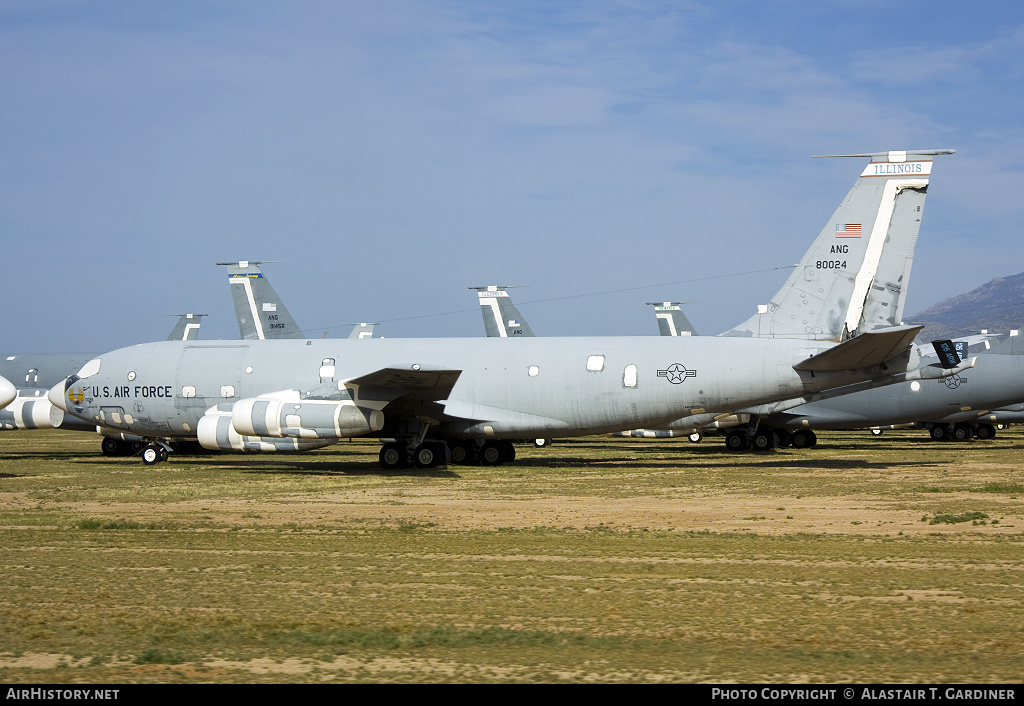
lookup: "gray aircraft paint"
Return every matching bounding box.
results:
[649,302,698,337]
[472,286,536,338]
[0,314,204,433]
[220,261,305,340]
[49,150,973,464]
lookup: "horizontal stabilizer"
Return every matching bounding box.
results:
[794,325,923,372]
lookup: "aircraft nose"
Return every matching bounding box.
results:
[0,375,15,410]
[47,378,70,412]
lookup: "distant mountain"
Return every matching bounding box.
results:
[907,272,1024,342]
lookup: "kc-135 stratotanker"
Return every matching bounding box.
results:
[50,149,972,468]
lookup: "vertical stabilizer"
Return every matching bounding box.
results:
[471,286,536,337]
[165,314,206,341]
[648,302,698,336]
[348,323,377,339]
[218,261,306,340]
[723,149,953,340]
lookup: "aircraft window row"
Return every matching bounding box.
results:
[177,385,234,398]
[526,358,638,387]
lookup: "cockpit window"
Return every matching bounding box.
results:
[76,358,102,379]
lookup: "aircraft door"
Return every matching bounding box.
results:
[320,358,336,383]
[99,406,130,430]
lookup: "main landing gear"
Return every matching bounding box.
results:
[927,423,996,442]
[378,439,518,470]
[724,427,816,452]
[101,437,145,457]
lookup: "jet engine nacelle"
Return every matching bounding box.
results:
[0,392,56,430]
[230,393,384,440]
[197,406,335,453]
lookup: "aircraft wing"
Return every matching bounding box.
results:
[794,325,924,372]
[344,365,462,403]
[442,399,572,430]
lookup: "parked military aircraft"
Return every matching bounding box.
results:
[649,302,698,337]
[473,286,536,338]
[348,323,377,339]
[0,314,205,436]
[857,331,1024,442]
[221,261,305,340]
[49,150,972,468]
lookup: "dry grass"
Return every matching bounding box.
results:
[1,427,1023,683]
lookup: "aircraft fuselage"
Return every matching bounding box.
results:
[57,336,905,443]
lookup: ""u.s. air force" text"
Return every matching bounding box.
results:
[86,386,173,399]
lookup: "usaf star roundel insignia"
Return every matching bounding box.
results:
[658,363,697,384]
[943,374,964,389]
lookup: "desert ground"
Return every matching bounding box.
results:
[1,428,1021,683]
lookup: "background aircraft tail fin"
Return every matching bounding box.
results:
[165,313,205,341]
[471,286,536,337]
[647,302,698,336]
[348,323,377,339]
[218,261,306,340]
[723,149,954,341]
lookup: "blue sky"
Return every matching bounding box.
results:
[2,1,1022,351]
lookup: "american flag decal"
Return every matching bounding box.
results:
[835,223,862,238]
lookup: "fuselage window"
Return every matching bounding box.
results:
[528,365,540,377]
[623,364,638,388]
[586,355,605,372]
[221,385,235,398]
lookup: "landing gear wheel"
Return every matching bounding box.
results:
[479,442,504,466]
[141,444,163,465]
[499,441,516,463]
[952,424,973,441]
[379,442,407,470]
[533,438,552,448]
[449,441,474,465]
[688,432,703,443]
[725,431,749,452]
[752,430,776,452]
[791,429,817,449]
[929,426,949,441]
[975,423,996,440]
[414,442,446,469]
[101,438,121,456]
